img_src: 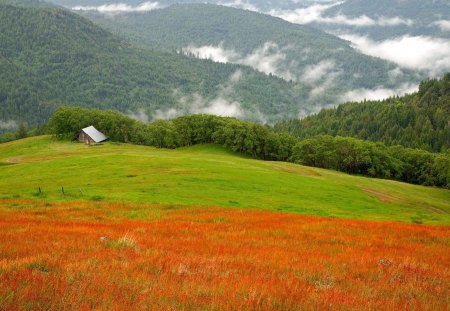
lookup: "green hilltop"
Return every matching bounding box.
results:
[0,136,449,225]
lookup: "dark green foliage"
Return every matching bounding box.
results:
[48,107,450,188]
[291,136,397,178]
[48,107,294,161]
[80,3,419,93]
[0,3,307,127]
[0,123,46,143]
[275,74,450,152]
[297,136,402,179]
[15,123,28,140]
[48,107,146,143]
[291,136,449,188]
[0,132,17,143]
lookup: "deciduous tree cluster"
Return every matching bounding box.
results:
[48,107,449,188]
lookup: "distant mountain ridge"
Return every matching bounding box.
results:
[46,0,450,40]
[321,0,450,40]
[0,2,317,128]
[79,3,421,106]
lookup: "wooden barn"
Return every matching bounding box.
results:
[78,126,108,145]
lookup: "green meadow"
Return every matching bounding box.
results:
[0,136,449,225]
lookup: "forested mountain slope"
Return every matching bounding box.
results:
[322,0,450,40]
[0,3,310,128]
[44,0,450,40]
[0,0,54,6]
[79,4,420,106]
[274,74,450,152]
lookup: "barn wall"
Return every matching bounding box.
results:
[78,132,94,145]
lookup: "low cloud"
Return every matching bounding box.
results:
[431,20,450,32]
[339,34,450,75]
[388,67,404,81]
[340,83,418,102]
[218,0,259,11]
[270,3,413,27]
[197,97,243,117]
[0,120,18,130]
[183,42,296,81]
[72,2,161,13]
[127,109,150,123]
[299,59,342,98]
[298,103,333,119]
[239,43,296,80]
[182,45,240,64]
[298,82,414,117]
[152,108,180,121]
[301,59,336,83]
[153,94,244,120]
[153,70,247,121]
[269,2,340,24]
[309,72,340,97]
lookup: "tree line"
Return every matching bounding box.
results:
[47,107,450,188]
[275,73,450,153]
[0,123,46,143]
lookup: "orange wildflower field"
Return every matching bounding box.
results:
[0,199,449,310]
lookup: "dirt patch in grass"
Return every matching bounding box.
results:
[361,187,449,215]
[270,163,322,177]
[420,205,449,215]
[156,168,192,175]
[361,187,401,203]
[5,157,21,164]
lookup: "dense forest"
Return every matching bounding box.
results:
[48,107,449,188]
[52,0,450,39]
[321,0,450,40]
[0,3,309,128]
[80,3,419,98]
[0,0,52,6]
[36,0,304,11]
[275,74,450,152]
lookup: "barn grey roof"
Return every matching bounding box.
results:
[81,126,107,143]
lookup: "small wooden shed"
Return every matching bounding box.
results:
[78,126,108,145]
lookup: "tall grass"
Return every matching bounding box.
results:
[0,199,448,310]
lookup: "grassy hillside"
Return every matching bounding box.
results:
[275,74,450,152]
[0,136,448,224]
[80,4,419,98]
[0,3,309,127]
